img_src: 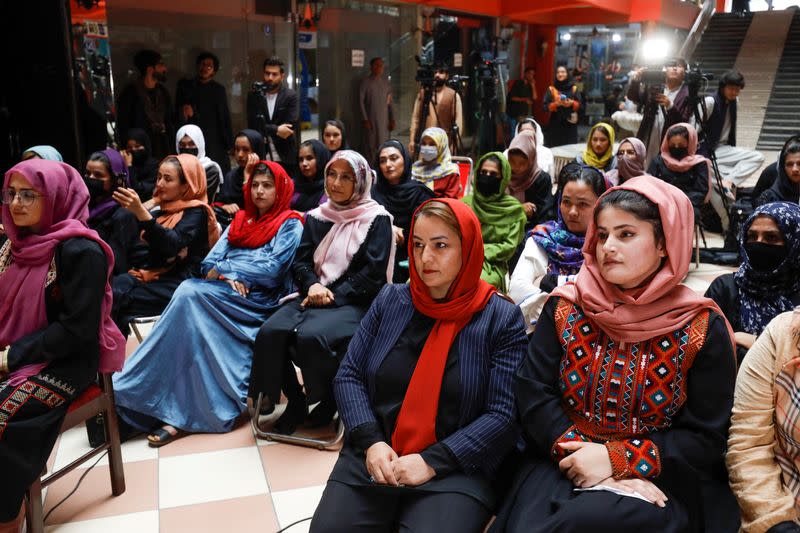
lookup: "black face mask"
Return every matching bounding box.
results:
[83,177,108,200]
[130,149,148,166]
[744,241,788,272]
[179,147,199,157]
[668,147,689,160]
[476,172,501,197]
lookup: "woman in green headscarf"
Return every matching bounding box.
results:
[576,122,617,172]
[462,152,527,292]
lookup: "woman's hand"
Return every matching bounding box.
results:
[391,454,436,487]
[244,153,261,183]
[112,187,152,222]
[558,441,613,488]
[522,202,536,219]
[120,150,132,167]
[225,279,249,298]
[734,331,757,350]
[222,203,241,215]
[392,226,405,246]
[596,477,669,508]
[365,442,399,486]
[301,283,335,308]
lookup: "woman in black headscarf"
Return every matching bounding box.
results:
[214,129,267,229]
[755,135,800,207]
[124,128,159,202]
[371,139,435,282]
[542,66,582,147]
[292,139,331,212]
[322,119,349,155]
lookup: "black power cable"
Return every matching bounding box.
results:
[42,450,108,523]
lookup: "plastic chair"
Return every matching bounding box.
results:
[25,374,125,533]
[451,156,473,198]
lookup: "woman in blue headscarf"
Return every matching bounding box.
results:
[705,201,800,365]
[21,145,63,162]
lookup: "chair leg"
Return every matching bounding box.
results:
[104,399,126,496]
[25,479,44,533]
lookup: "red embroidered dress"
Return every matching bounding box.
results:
[550,297,710,480]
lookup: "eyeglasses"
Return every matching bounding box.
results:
[2,188,44,207]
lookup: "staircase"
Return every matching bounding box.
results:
[690,12,753,94]
[757,9,800,150]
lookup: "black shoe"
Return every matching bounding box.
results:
[307,398,337,428]
[273,397,308,435]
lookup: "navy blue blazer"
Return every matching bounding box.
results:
[334,283,527,476]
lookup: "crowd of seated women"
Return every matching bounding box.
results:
[3,116,800,533]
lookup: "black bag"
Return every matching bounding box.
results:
[85,414,107,447]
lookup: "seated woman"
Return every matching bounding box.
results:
[20,145,63,162]
[110,154,219,336]
[705,202,800,365]
[310,198,527,533]
[371,139,434,283]
[513,117,554,176]
[113,162,304,446]
[506,129,555,230]
[214,129,267,229]
[647,123,710,218]
[727,309,800,533]
[605,137,646,187]
[84,149,141,276]
[292,139,331,212]
[576,122,616,172]
[756,136,800,207]
[492,177,738,533]
[176,124,223,203]
[0,160,124,532]
[411,127,461,199]
[322,119,348,155]
[249,150,393,435]
[123,128,159,202]
[462,152,526,292]
[509,163,606,334]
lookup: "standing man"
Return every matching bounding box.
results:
[247,57,299,172]
[116,49,174,160]
[359,57,395,163]
[506,67,537,137]
[408,63,464,155]
[175,52,234,174]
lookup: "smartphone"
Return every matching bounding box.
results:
[114,174,126,189]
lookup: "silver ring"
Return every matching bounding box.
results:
[369,475,375,483]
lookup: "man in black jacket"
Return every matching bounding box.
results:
[247,57,299,172]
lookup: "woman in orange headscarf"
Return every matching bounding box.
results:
[309,198,527,532]
[111,153,219,336]
[492,177,738,532]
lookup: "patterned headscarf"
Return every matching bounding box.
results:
[735,202,800,335]
[411,127,459,183]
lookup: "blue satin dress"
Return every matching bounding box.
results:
[113,218,303,433]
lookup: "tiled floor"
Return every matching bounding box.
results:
[37,242,736,533]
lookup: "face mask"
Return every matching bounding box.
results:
[420,146,438,162]
[476,172,501,197]
[616,154,641,182]
[179,147,199,157]
[131,149,148,166]
[744,242,788,272]
[83,177,107,200]
[668,146,689,160]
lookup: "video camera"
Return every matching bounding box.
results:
[414,56,437,87]
[250,81,271,95]
[685,64,713,98]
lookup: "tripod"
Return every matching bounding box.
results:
[412,83,435,160]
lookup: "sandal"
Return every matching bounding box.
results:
[147,426,185,448]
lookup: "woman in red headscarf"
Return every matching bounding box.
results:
[492,177,738,532]
[0,160,125,531]
[309,198,527,532]
[112,162,303,447]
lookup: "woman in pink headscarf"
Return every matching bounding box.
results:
[0,160,125,531]
[492,177,738,532]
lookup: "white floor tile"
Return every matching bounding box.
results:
[271,485,326,533]
[158,445,269,509]
[44,510,159,533]
[53,427,157,470]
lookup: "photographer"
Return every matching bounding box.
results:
[246,57,299,172]
[408,62,463,155]
[627,57,694,167]
[175,52,234,175]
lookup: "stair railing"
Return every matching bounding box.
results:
[679,0,717,60]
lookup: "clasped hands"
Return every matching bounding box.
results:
[365,442,435,487]
[301,283,335,308]
[558,441,668,507]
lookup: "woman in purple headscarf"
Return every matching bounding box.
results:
[0,159,125,530]
[85,149,142,275]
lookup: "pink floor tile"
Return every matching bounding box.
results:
[43,459,158,525]
[260,443,338,492]
[159,494,279,533]
[157,416,256,458]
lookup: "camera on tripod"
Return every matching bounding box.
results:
[685,64,714,97]
[414,56,437,87]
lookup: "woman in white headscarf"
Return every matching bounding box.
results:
[176,124,224,202]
